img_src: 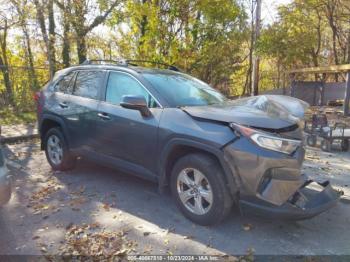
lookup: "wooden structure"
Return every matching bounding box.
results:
[288,64,350,116]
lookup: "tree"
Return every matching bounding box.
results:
[0,16,14,106]
[10,0,39,90]
[55,0,121,64]
[112,0,247,93]
[33,0,56,78]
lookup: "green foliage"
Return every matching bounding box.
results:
[1,0,349,112]
[259,0,349,70]
[111,0,248,95]
[0,108,37,125]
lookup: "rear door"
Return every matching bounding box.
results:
[50,71,76,114]
[45,71,76,143]
[95,70,163,176]
[67,70,106,151]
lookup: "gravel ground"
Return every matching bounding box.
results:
[0,140,350,259]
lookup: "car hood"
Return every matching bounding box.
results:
[182,95,309,130]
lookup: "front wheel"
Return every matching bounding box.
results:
[341,139,349,151]
[170,154,233,226]
[44,127,76,171]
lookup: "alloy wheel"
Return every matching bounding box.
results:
[176,168,213,215]
[47,134,63,165]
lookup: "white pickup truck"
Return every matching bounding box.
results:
[0,127,11,206]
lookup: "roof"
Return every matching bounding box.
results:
[61,64,180,74]
[288,64,350,74]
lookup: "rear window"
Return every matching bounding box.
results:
[73,71,105,99]
[55,71,75,94]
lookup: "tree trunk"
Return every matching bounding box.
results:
[139,0,148,49]
[347,18,350,63]
[62,0,71,67]
[242,0,255,96]
[23,26,39,90]
[0,22,14,106]
[48,0,56,73]
[325,1,339,81]
[0,57,14,106]
[34,0,55,78]
[76,32,87,64]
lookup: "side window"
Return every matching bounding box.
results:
[55,71,75,94]
[73,71,105,99]
[105,72,158,108]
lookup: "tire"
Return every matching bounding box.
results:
[341,139,349,152]
[170,153,233,226]
[321,139,331,152]
[306,135,317,147]
[44,127,76,171]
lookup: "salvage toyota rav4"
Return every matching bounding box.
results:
[36,60,341,225]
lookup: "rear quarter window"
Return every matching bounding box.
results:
[73,71,105,99]
[54,71,75,94]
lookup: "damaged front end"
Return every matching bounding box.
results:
[222,95,341,219]
[239,177,342,220]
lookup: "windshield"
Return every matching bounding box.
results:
[142,72,227,107]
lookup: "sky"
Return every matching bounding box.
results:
[261,0,292,25]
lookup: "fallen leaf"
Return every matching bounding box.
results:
[243,223,253,231]
[103,203,110,211]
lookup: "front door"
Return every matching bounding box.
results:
[95,71,162,176]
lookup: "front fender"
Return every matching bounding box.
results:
[157,138,238,198]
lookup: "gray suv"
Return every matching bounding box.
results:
[36,60,340,225]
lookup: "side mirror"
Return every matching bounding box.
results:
[120,95,152,117]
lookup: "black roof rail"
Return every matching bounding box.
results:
[80,59,180,72]
[125,60,180,72]
[81,59,127,66]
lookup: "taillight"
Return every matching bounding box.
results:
[34,91,41,102]
[34,91,44,114]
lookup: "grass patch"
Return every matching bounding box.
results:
[0,108,37,125]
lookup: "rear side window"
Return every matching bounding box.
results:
[73,71,105,99]
[55,71,75,94]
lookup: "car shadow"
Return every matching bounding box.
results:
[3,142,350,255]
[49,159,349,255]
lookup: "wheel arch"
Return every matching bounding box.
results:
[40,115,70,150]
[158,138,238,198]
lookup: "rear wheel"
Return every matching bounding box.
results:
[170,153,233,226]
[306,135,317,147]
[44,128,76,171]
[341,139,349,151]
[321,139,331,152]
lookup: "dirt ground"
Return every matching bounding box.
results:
[1,139,350,259]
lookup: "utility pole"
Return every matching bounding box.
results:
[251,0,261,96]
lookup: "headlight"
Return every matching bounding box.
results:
[250,133,300,154]
[230,123,301,155]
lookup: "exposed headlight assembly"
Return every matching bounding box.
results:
[230,123,301,155]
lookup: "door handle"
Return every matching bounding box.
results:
[59,102,69,108]
[98,112,111,120]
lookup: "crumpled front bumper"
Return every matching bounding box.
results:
[239,179,342,220]
[223,136,342,220]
